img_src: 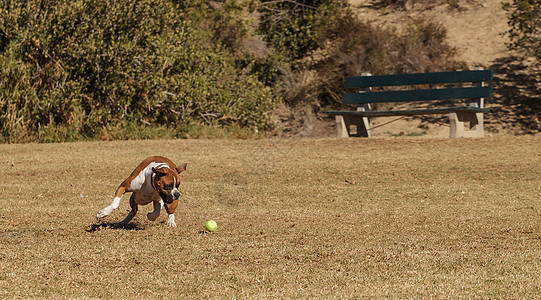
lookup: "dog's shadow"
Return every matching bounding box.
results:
[86,222,145,232]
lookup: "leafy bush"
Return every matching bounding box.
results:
[0,0,275,142]
[259,0,345,62]
[504,0,541,60]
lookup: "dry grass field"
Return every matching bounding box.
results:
[1,135,540,298]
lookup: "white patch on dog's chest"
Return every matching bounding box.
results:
[128,162,168,191]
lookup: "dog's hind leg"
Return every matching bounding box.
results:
[117,194,138,226]
[96,185,126,219]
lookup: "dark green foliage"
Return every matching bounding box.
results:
[0,0,275,142]
[259,0,345,62]
[504,0,541,59]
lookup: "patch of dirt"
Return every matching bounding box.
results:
[274,0,540,138]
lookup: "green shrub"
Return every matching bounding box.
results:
[258,0,345,62]
[0,0,275,142]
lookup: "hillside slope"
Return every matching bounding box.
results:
[302,0,540,138]
[349,0,510,68]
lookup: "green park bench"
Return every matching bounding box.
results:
[323,69,493,138]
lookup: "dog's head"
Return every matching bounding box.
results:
[152,163,187,204]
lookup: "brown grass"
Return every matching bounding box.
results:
[1,136,540,298]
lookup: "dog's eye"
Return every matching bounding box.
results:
[164,184,173,190]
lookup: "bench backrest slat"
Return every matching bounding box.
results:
[344,70,494,89]
[343,86,493,105]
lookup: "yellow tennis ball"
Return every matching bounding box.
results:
[205,220,217,232]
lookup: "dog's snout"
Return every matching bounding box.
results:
[173,191,180,199]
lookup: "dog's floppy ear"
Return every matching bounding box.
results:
[152,167,168,176]
[176,163,187,173]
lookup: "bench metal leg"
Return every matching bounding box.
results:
[335,115,370,138]
[449,111,484,138]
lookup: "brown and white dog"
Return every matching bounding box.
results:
[96,156,187,227]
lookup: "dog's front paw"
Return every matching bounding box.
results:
[166,214,176,227]
[96,207,112,219]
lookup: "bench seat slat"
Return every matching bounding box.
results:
[343,86,492,104]
[344,70,494,88]
[323,106,489,117]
